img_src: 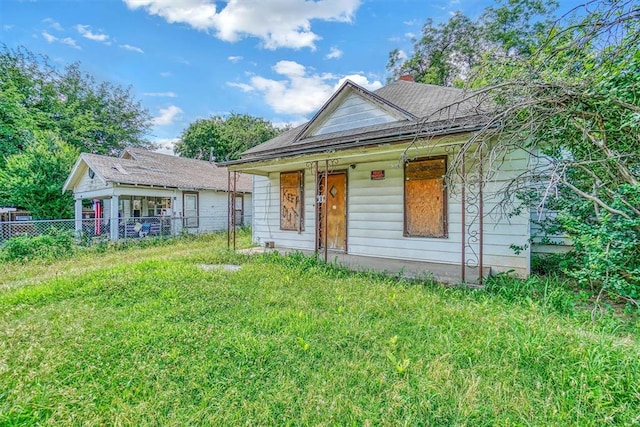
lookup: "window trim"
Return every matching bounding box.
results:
[403,156,448,238]
[183,192,199,228]
[279,170,305,232]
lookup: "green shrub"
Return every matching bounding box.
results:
[1,229,75,262]
[533,184,640,302]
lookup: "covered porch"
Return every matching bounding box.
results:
[72,187,183,241]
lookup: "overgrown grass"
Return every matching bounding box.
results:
[1,233,638,425]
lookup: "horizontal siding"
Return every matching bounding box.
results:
[252,148,531,277]
[75,166,108,194]
[198,192,230,217]
[315,93,396,136]
[252,173,315,249]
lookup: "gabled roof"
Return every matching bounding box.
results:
[63,148,252,193]
[294,80,417,141]
[237,80,485,163]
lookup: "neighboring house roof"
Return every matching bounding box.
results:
[234,79,486,164]
[63,148,252,193]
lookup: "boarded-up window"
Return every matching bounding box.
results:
[404,157,446,238]
[280,171,304,231]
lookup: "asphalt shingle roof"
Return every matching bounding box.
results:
[239,80,485,162]
[82,148,252,192]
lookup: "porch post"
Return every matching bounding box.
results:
[74,198,83,235]
[110,195,119,241]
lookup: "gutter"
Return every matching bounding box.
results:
[221,121,485,167]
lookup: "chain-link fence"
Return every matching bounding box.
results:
[0,213,251,246]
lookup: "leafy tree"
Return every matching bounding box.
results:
[387,0,558,86]
[56,63,152,154]
[0,45,153,165]
[388,12,481,86]
[437,0,640,300]
[175,113,282,161]
[0,131,78,219]
[0,45,153,213]
[481,0,559,57]
[0,46,54,166]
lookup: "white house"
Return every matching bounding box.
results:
[225,79,534,283]
[63,148,251,240]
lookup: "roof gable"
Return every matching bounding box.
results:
[234,80,485,163]
[62,154,107,193]
[295,80,416,142]
[308,92,399,136]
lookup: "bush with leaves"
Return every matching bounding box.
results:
[1,228,75,262]
[461,1,640,300]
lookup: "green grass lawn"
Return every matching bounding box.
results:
[1,232,639,425]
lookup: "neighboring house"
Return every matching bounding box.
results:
[225,78,533,283]
[0,207,33,241]
[63,148,251,240]
[0,207,32,222]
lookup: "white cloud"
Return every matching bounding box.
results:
[42,28,81,49]
[121,44,144,53]
[144,92,177,97]
[43,18,63,31]
[226,82,255,92]
[123,0,361,50]
[228,55,243,63]
[152,105,183,125]
[153,138,180,155]
[76,24,109,42]
[160,71,172,77]
[336,74,382,91]
[396,49,408,61]
[405,32,416,39]
[228,60,382,115]
[61,37,81,49]
[42,31,57,43]
[325,46,343,60]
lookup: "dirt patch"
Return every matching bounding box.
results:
[198,264,242,272]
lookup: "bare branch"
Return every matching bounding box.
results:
[559,178,631,220]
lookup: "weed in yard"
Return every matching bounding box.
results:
[0,238,638,425]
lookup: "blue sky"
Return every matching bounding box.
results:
[1,0,581,153]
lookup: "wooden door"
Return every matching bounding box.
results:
[318,172,347,251]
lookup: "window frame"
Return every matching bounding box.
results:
[403,156,448,238]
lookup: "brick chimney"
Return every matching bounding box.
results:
[399,74,414,82]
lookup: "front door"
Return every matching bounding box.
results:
[317,172,347,251]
